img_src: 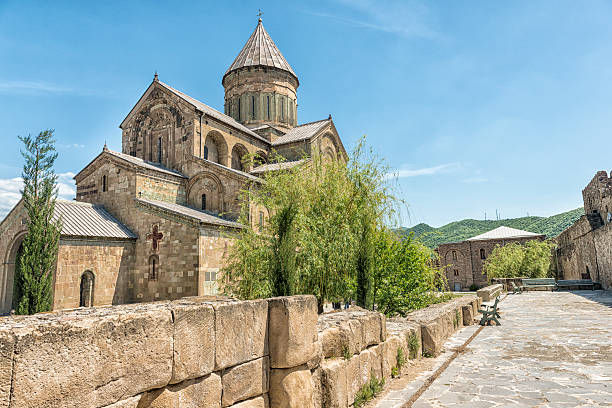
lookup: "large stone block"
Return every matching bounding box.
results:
[9,305,174,408]
[462,305,474,326]
[0,330,15,408]
[269,364,314,408]
[140,373,222,408]
[100,395,142,408]
[360,312,383,347]
[221,357,269,407]
[228,395,269,408]
[359,345,383,383]
[381,336,402,379]
[268,296,318,368]
[214,300,268,370]
[170,301,215,383]
[320,358,348,408]
[310,367,323,408]
[345,354,360,406]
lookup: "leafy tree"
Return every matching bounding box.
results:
[13,130,61,315]
[483,240,554,280]
[222,139,397,312]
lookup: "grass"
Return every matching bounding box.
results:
[342,344,351,360]
[454,309,461,328]
[407,332,420,359]
[354,372,386,408]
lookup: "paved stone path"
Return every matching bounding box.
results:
[376,290,612,407]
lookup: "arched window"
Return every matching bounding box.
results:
[452,251,457,261]
[238,98,241,121]
[251,95,256,120]
[149,255,159,280]
[267,96,271,120]
[204,145,209,160]
[102,175,107,192]
[259,211,264,227]
[80,271,95,307]
[201,194,207,211]
[480,249,486,260]
[281,98,284,120]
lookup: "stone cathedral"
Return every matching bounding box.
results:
[0,19,346,313]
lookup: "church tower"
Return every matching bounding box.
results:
[222,18,299,131]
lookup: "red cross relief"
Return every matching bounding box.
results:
[147,225,164,251]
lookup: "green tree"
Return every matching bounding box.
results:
[13,130,61,315]
[483,240,554,281]
[222,138,397,312]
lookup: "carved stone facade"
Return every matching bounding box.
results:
[554,171,612,290]
[0,19,347,313]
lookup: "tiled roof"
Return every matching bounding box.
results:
[106,149,187,178]
[249,160,305,175]
[467,226,543,241]
[271,119,330,146]
[224,20,297,82]
[54,200,136,239]
[135,198,242,229]
[156,81,269,145]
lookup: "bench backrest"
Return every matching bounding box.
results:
[557,279,593,285]
[522,278,556,285]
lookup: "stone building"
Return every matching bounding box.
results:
[0,18,347,313]
[437,226,545,291]
[554,171,612,289]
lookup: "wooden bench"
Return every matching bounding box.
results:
[556,279,595,291]
[510,281,523,294]
[478,296,501,326]
[522,278,556,291]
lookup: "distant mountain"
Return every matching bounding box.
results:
[398,208,584,248]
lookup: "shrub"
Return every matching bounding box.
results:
[342,344,351,360]
[407,333,420,359]
[354,372,385,408]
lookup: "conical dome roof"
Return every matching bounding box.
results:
[224,19,298,83]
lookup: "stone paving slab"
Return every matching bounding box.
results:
[375,291,612,407]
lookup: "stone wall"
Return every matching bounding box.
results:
[0,294,480,408]
[593,222,612,289]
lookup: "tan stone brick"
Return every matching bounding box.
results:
[269,364,314,408]
[221,357,269,407]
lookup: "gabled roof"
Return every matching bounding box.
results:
[54,200,136,239]
[271,119,330,146]
[467,226,543,241]
[156,81,270,145]
[74,148,186,181]
[135,198,242,229]
[224,19,298,83]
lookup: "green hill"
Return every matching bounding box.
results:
[398,208,583,248]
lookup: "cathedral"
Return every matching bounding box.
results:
[0,18,346,313]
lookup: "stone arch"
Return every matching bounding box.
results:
[1,231,27,314]
[320,133,339,160]
[204,131,229,166]
[79,271,95,307]
[445,248,465,264]
[253,150,268,167]
[231,143,250,172]
[187,172,224,214]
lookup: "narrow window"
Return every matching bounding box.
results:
[102,175,107,192]
[452,251,457,261]
[238,98,241,121]
[204,145,209,160]
[201,194,207,211]
[480,248,486,260]
[79,271,95,307]
[151,258,157,279]
[259,211,264,227]
[251,95,255,120]
[157,137,162,163]
[267,96,270,120]
[281,98,284,120]
[454,270,459,277]
[149,255,159,280]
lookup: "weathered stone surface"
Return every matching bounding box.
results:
[382,336,402,379]
[140,373,222,408]
[362,312,383,347]
[100,395,142,408]
[214,299,268,370]
[306,340,323,370]
[221,357,269,407]
[477,284,503,302]
[345,353,361,406]
[227,395,269,408]
[462,304,474,326]
[386,320,421,359]
[170,301,215,383]
[0,330,15,408]
[268,296,318,368]
[269,364,314,408]
[362,344,383,381]
[320,358,348,408]
[9,305,174,408]
[310,368,323,408]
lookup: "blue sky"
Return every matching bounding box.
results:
[0,0,610,227]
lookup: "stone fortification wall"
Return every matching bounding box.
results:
[0,294,480,408]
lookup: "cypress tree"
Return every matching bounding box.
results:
[13,130,61,315]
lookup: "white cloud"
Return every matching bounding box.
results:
[461,177,489,184]
[386,162,460,179]
[0,173,76,220]
[58,143,85,149]
[304,0,440,40]
[0,80,74,94]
